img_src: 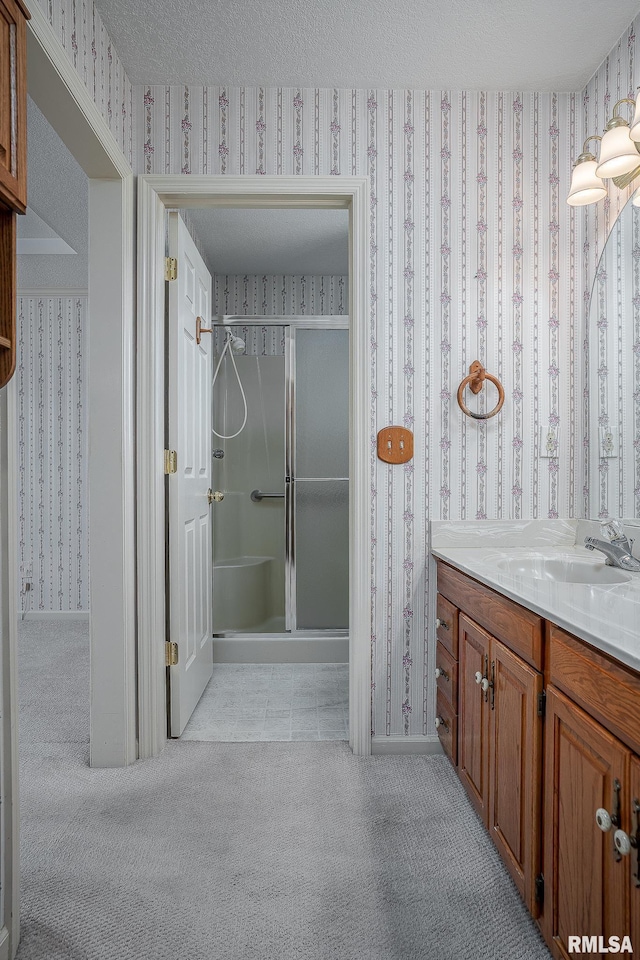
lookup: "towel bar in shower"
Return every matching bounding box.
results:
[250,490,285,501]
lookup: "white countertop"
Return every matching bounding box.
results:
[430,520,640,673]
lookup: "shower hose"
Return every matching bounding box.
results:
[211,333,248,440]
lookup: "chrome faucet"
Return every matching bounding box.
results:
[584,519,640,572]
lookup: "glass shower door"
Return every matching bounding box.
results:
[291,328,349,630]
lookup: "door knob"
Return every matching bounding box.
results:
[208,489,224,503]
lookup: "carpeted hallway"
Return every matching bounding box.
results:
[15,620,551,960]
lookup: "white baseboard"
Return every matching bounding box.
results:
[22,611,90,622]
[371,735,444,756]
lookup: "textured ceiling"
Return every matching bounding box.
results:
[95,0,640,91]
[183,208,349,276]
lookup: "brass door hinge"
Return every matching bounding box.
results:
[165,257,178,281]
[164,449,177,474]
[165,641,179,667]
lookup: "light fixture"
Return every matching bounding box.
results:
[567,137,607,207]
[567,96,640,206]
[632,186,640,207]
[596,99,640,179]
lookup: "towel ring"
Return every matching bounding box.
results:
[457,361,504,420]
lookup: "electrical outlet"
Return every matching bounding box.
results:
[599,426,617,458]
[540,425,560,458]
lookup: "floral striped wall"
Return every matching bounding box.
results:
[134,85,578,737]
[16,295,89,615]
[213,274,348,316]
[579,14,640,519]
[29,0,133,165]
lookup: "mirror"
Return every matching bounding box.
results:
[587,194,639,520]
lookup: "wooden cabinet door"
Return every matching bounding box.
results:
[0,0,27,213]
[489,637,543,916]
[458,614,490,826]
[630,755,640,953]
[543,685,629,960]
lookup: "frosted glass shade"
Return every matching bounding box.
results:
[567,158,607,206]
[596,124,640,178]
[630,97,640,141]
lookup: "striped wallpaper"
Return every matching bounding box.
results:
[213,274,348,316]
[134,85,578,736]
[16,295,89,614]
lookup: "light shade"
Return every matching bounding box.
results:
[630,96,640,141]
[567,157,607,206]
[632,186,640,206]
[596,123,640,178]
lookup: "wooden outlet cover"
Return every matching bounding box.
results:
[377,426,414,464]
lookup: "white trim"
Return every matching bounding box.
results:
[24,10,136,768]
[25,3,130,179]
[22,611,90,622]
[17,288,88,297]
[137,174,371,757]
[371,736,444,756]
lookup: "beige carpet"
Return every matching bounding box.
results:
[15,619,551,960]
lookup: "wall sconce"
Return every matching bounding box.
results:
[567,97,640,206]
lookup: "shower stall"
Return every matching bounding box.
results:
[211,317,349,662]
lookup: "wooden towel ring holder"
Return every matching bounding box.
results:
[457,361,504,420]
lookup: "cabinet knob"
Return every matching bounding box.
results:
[481,677,490,693]
[436,618,449,630]
[435,666,449,681]
[434,716,449,731]
[614,829,632,856]
[474,671,483,685]
[596,808,613,832]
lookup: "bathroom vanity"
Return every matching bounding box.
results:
[431,520,640,960]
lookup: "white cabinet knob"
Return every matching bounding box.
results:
[481,677,490,692]
[435,666,449,681]
[475,671,483,685]
[436,618,449,630]
[596,808,613,832]
[435,716,448,730]
[435,667,442,679]
[614,829,632,856]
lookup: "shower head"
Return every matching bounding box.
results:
[228,335,245,354]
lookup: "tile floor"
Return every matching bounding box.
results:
[180,662,349,742]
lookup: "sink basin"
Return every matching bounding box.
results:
[495,555,631,584]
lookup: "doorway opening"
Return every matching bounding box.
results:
[137,174,370,757]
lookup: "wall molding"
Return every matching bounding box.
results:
[371,736,444,756]
[22,610,89,621]
[17,288,88,297]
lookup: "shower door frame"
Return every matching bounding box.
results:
[211,317,350,637]
[136,175,371,757]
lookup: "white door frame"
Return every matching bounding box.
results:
[137,174,371,757]
[24,6,136,769]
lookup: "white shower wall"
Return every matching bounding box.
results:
[16,295,89,615]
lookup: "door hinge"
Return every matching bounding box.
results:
[165,257,178,281]
[535,873,544,906]
[165,641,179,667]
[537,689,546,719]
[164,449,177,474]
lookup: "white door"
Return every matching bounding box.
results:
[167,213,214,736]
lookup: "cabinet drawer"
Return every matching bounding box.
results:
[435,641,458,712]
[436,561,543,670]
[436,593,458,658]
[548,624,640,756]
[435,691,457,766]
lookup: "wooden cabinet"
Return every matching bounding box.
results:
[457,611,543,914]
[0,0,29,390]
[435,558,640,951]
[542,685,629,958]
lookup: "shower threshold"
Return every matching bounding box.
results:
[212,630,349,664]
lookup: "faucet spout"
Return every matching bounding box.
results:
[584,536,640,572]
